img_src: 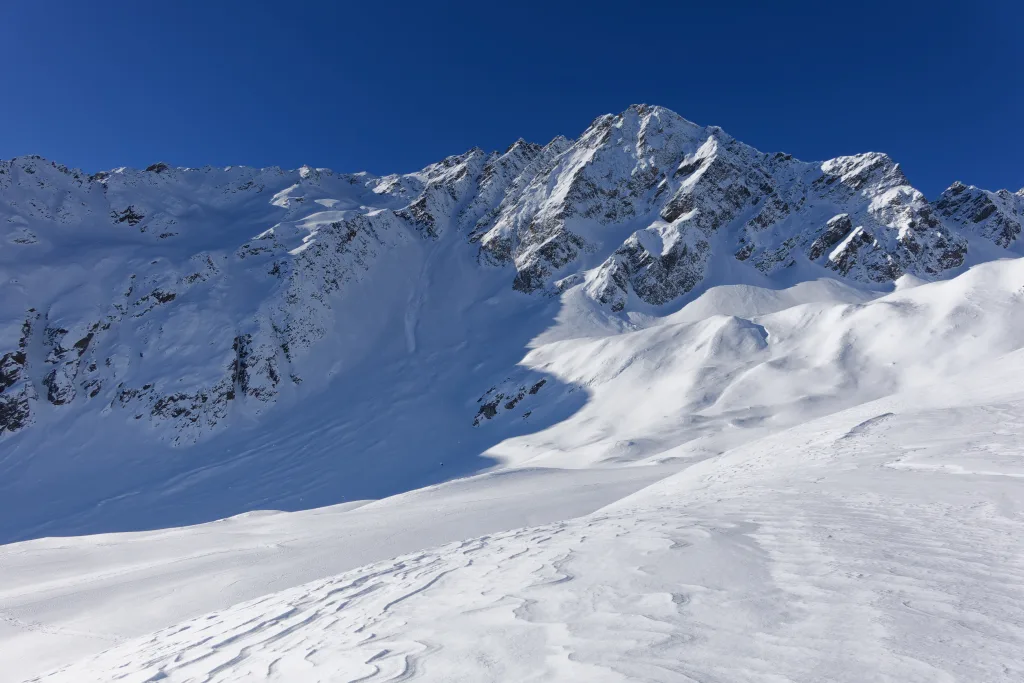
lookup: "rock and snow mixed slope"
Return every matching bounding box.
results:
[2,106,1024,681]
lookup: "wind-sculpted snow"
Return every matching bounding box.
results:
[31,347,1024,682]
[0,106,1018,446]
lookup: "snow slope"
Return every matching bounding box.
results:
[0,464,677,682]
[484,258,1024,469]
[29,280,1024,682]
[5,256,1024,681]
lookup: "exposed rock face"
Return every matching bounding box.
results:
[473,376,549,426]
[0,105,1015,443]
[808,214,853,261]
[471,107,984,309]
[933,181,1023,249]
[825,226,902,281]
[0,316,35,435]
[586,226,711,311]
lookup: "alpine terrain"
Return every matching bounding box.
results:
[1,105,1023,682]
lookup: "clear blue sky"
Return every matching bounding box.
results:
[2,0,1020,197]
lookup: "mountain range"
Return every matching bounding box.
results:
[2,104,1021,447]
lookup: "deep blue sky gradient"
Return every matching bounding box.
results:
[2,0,1020,197]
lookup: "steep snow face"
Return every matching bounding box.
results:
[0,106,1017,455]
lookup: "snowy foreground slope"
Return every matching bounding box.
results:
[24,259,1024,682]
[4,257,1024,682]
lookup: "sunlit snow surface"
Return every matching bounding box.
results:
[4,258,1024,682]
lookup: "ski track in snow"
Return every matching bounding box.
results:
[29,359,1024,682]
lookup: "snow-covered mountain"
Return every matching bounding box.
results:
[2,105,1020,450]
[3,106,1024,681]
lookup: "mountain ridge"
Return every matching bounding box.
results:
[1,104,1022,448]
